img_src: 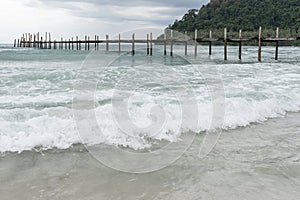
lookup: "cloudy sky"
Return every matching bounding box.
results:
[0,0,209,43]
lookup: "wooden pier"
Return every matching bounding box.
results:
[14,27,300,61]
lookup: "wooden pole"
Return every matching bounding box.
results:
[45,32,47,49]
[239,29,242,60]
[40,37,43,49]
[69,39,71,50]
[79,40,81,50]
[72,37,74,50]
[97,36,99,51]
[258,26,262,62]
[95,35,97,51]
[132,33,135,55]
[275,27,279,60]
[164,30,167,56]
[184,31,188,56]
[209,30,212,55]
[65,39,67,50]
[88,36,90,50]
[76,36,79,50]
[84,36,87,50]
[150,32,153,56]
[194,29,198,56]
[147,34,149,55]
[224,28,227,61]
[14,39,16,47]
[170,30,173,56]
[24,35,27,48]
[17,39,20,47]
[48,33,51,49]
[118,34,121,53]
[54,40,56,49]
[106,35,109,51]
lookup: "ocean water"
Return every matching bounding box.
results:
[0,44,299,199]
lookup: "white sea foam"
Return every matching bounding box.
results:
[0,46,299,153]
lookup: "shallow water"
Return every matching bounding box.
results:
[0,44,299,199]
[0,113,299,200]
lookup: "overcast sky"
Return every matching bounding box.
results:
[0,0,209,43]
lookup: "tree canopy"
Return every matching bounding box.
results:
[169,0,300,33]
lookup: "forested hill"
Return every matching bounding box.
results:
[169,0,300,32]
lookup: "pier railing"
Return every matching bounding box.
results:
[14,27,300,61]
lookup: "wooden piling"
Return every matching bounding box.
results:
[48,33,51,49]
[164,31,167,56]
[14,39,16,47]
[147,34,149,55]
[275,27,279,60]
[76,36,79,50]
[40,37,43,48]
[17,39,20,47]
[97,36,99,51]
[54,40,57,49]
[106,35,109,51]
[95,35,97,51]
[72,37,74,50]
[45,32,48,49]
[65,40,67,50]
[84,36,87,50]
[132,33,135,55]
[150,32,153,56]
[194,29,198,56]
[258,26,262,62]
[88,36,90,50]
[184,31,188,56]
[170,30,173,56]
[239,29,242,60]
[69,39,71,50]
[224,28,227,61]
[209,30,212,55]
[118,34,121,53]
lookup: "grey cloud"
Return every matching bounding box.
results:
[28,0,209,26]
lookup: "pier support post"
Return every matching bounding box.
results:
[94,35,97,51]
[88,36,90,51]
[76,36,79,50]
[132,33,135,55]
[106,35,109,51]
[48,33,51,49]
[45,32,47,49]
[150,32,153,56]
[224,28,227,61]
[72,37,74,50]
[184,31,188,56]
[275,27,279,60]
[147,34,149,55]
[209,30,212,55]
[239,29,242,60]
[118,34,121,53]
[258,26,262,62]
[170,30,173,56]
[14,39,16,47]
[194,29,198,56]
[164,30,167,56]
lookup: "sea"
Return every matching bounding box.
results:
[0,43,299,200]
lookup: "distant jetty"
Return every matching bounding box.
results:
[14,27,300,62]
